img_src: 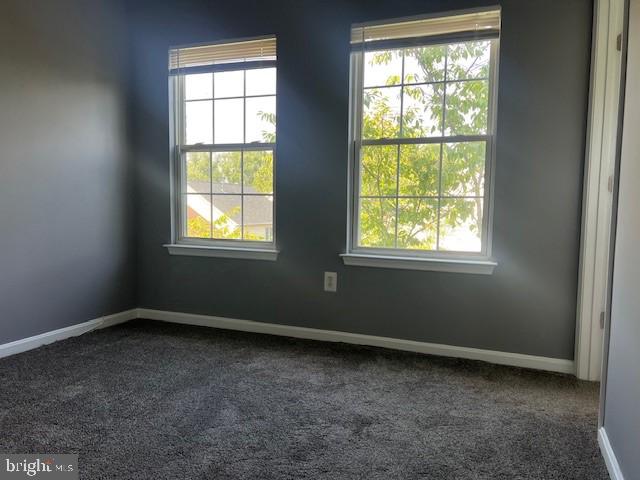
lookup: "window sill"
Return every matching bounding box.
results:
[164,244,279,261]
[340,253,497,274]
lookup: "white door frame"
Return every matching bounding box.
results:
[575,0,626,381]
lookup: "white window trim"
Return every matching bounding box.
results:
[341,253,496,274]
[164,243,278,261]
[167,36,279,261]
[344,12,500,274]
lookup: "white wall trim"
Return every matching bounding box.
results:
[340,253,497,275]
[576,0,626,381]
[138,308,575,374]
[599,427,625,480]
[164,244,279,261]
[0,309,137,360]
[0,307,576,375]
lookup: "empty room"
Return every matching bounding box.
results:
[1,0,638,478]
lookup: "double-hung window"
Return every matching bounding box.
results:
[167,36,277,259]
[344,9,500,273]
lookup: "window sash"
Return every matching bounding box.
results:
[347,37,499,260]
[176,149,276,247]
[354,140,489,254]
[175,71,276,149]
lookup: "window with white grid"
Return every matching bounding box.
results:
[348,10,500,259]
[170,36,276,248]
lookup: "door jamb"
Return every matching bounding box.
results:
[575,0,626,381]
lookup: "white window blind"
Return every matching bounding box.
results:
[169,36,276,73]
[351,9,500,47]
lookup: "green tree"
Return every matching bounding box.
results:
[360,41,489,251]
[186,209,244,239]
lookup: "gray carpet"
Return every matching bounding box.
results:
[0,320,607,479]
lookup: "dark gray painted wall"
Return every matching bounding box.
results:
[129,0,592,360]
[0,0,136,344]
[603,0,640,476]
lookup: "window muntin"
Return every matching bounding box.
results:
[349,14,499,258]
[170,37,276,248]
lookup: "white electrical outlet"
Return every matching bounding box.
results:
[324,272,337,292]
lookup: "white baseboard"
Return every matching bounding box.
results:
[137,308,576,375]
[0,307,576,375]
[599,427,625,480]
[0,309,137,360]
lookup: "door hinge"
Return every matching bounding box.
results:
[616,33,623,52]
[608,175,614,193]
[600,311,606,329]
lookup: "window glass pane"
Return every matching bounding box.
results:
[444,80,488,135]
[185,152,211,194]
[245,96,276,143]
[402,84,444,137]
[185,101,213,144]
[439,198,483,252]
[398,144,440,196]
[363,87,401,139]
[364,49,402,87]
[211,151,241,193]
[404,46,446,83]
[358,198,396,248]
[214,70,244,98]
[397,198,438,249]
[243,195,273,241]
[212,195,242,239]
[447,41,491,80]
[185,73,212,100]
[214,98,244,143]
[185,194,212,238]
[360,145,397,196]
[442,142,486,197]
[243,150,273,194]
[246,67,276,96]
[350,32,495,256]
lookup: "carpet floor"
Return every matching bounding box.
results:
[0,320,607,479]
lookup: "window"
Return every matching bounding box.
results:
[167,37,277,258]
[344,10,500,272]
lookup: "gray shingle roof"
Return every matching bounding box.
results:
[187,181,272,225]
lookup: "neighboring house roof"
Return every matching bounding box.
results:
[187,181,272,226]
[189,180,244,195]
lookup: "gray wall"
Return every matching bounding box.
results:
[602,0,640,476]
[130,0,592,360]
[0,0,135,344]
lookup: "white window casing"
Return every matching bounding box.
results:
[345,8,501,273]
[165,36,278,260]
